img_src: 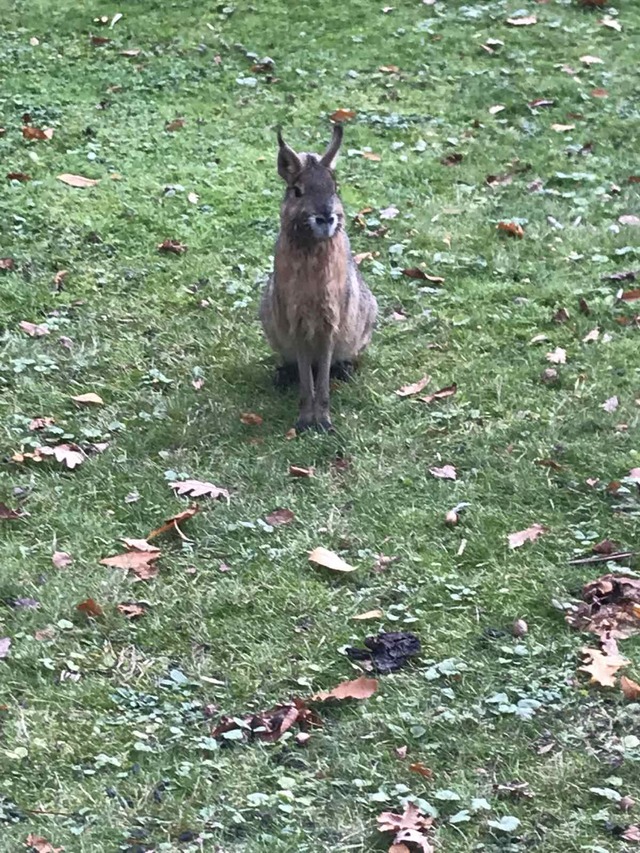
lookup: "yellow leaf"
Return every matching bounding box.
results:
[308,547,355,572]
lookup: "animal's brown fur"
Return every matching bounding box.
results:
[260,126,377,431]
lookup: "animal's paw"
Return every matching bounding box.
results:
[295,414,315,433]
[330,361,355,382]
[315,417,335,434]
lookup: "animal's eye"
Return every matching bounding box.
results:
[292,186,302,198]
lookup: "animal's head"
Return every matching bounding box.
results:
[276,125,344,243]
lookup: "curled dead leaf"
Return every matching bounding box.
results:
[329,108,356,123]
[311,675,378,701]
[76,598,104,618]
[22,126,54,141]
[7,171,31,182]
[409,761,433,779]
[506,14,537,25]
[395,375,431,397]
[147,504,199,540]
[289,464,314,477]
[352,609,385,621]
[497,221,524,239]
[117,602,147,619]
[508,523,547,549]
[401,268,444,283]
[157,238,187,254]
[419,383,457,404]
[240,412,263,426]
[20,320,49,337]
[308,546,355,573]
[169,480,229,500]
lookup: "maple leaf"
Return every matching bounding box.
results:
[419,383,457,404]
[240,412,263,425]
[71,392,104,405]
[329,108,356,123]
[546,347,567,364]
[308,546,355,572]
[52,551,72,568]
[508,523,548,549]
[0,502,24,520]
[289,464,314,477]
[38,444,85,469]
[621,675,640,701]
[148,505,199,540]
[100,547,160,580]
[22,126,54,141]
[157,239,187,254]
[117,602,147,619]
[401,268,444,283]
[395,375,431,397]
[57,173,99,188]
[20,320,49,337]
[497,221,524,238]
[311,675,378,701]
[429,465,456,480]
[580,646,629,687]
[264,508,295,526]
[76,598,104,618]
[169,480,230,500]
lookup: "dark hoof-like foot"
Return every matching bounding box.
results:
[315,417,335,433]
[295,415,315,433]
[274,363,299,388]
[330,361,355,382]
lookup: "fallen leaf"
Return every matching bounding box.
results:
[486,173,513,187]
[441,152,463,166]
[352,609,385,621]
[395,375,431,397]
[506,14,537,25]
[265,508,295,526]
[91,35,111,45]
[580,55,604,65]
[553,306,570,323]
[71,392,104,405]
[22,126,54,141]
[240,412,263,425]
[101,547,160,580]
[120,48,141,57]
[354,252,374,265]
[76,598,104,618]
[36,444,85,469]
[309,546,355,573]
[311,675,378,701]
[409,762,433,779]
[52,551,72,568]
[546,347,567,364]
[602,396,619,413]
[329,108,356,123]
[621,675,640,701]
[379,65,399,73]
[551,123,575,133]
[622,826,640,842]
[591,87,608,98]
[429,465,456,480]
[25,834,64,853]
[57,173,99,188]
[373,554,399,572]
[508,523,547,549]
[0,502,24,520]
[619,215,640,227]
[7,171,31,182]
[187,191,199,204]
[213,698,320,744]
[600,16,622,32]
[497,221,524,238]
[586,478,599,487]
[117,602,147,619]
[389,845,411,853]
[165,118,185,132]
[583,328,600,342]
[0,637,11,659]
[620,289,640,302]
[289,465,314,477]
[528,98,555,109]
[147,505,199,540]
[379,205,399,220]
[489,104,506,115]
[169,480,229,501]
[377,803,433,846]
[363,152,381,161]
[347,631,421,673]
[157,238,187,254]
[580,646,628,687]
[420,383,457,404]
[1,257,16,270]
[401,268,444,283]
[121,538,159,553]
[536,458,562,471]
[20,320,49,337]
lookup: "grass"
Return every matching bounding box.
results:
[1,0,640,850]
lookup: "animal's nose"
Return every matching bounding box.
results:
[314,213,336,227]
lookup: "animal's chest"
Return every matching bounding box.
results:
[275,248,347,341]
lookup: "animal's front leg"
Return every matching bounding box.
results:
[295,350,315,432]
[313,341,335,432]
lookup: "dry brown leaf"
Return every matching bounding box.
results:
[378,802,433,835]
[1,257,16,270]
[91,35,111,45]
[22,126,54,141]
[497,221,524,238]
[117,602,147,619]
[76,598,104,618]
[121,538,160,553]
[580,646,628,687]
[7,171,31,182]
[157,238,187,254]
[409,761,433,779]
[100,548,160,579]
[240,412,263,425]
[395,375,431,397]
[147,505,199,540]
[25,834,64,853]
[169,480,229,500]
[401,268,445,283]
[20,320,49,337]
[354,251,374,265]
[311,675,378,701]
[52,551,72,568]
[330,108,356,123]
[591,87,609,98]
[620,289,640,302]
[0,502,24,520]
[352,609,384,621]
[57,173,99,188]
[265,508,295,527]
[165,118,185,131]
[362,152,381,161]
[120,48,141,57]
[551,123,575,133]
[621,675,640,701]
[308,546,355,573]
[506,14,537,25]
[419,383,457,404]
[508,523,548,549]
[289,464,314,477]
[546,347,567,364]
[38,444,85,469]
[429,464,456,480]
[71,392,104,405]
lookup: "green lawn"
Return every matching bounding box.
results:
[2,0,640,851]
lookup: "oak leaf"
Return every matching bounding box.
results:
[169,480,229,500]
[580,646,628,687]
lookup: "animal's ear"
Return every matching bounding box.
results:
[320,123,344,170]
[277,130,302,184]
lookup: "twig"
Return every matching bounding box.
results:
[568,551,636,565]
